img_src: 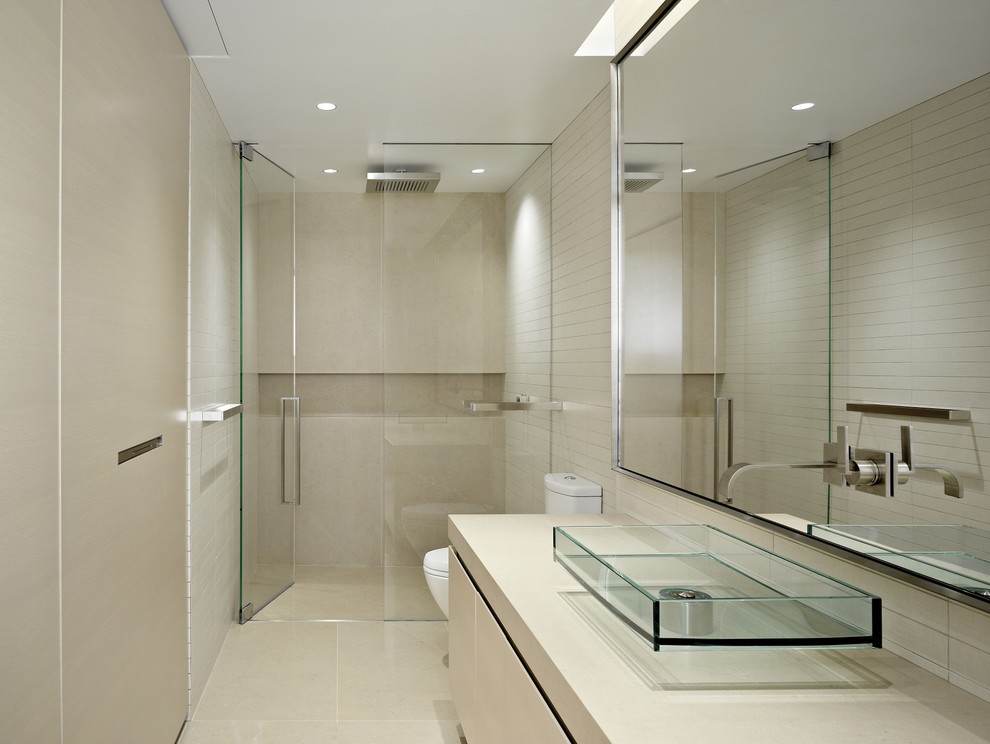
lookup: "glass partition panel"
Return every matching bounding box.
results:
[380,143,551,619]
[239,147,297,621]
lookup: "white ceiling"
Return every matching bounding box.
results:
[162,0,613,192]
[162,0,990,195]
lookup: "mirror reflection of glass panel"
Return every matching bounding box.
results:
[619,144,721,497]
[615,0,990,603]
[713,151,830,519]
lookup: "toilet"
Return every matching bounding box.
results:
[424,473,603,617]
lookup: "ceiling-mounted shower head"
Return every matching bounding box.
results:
[624,172,664,193]
[366,171,441,193]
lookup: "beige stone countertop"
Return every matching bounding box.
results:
[449,513,990,744]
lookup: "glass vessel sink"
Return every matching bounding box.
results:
[808,524,990,597]
[553,525,881,650]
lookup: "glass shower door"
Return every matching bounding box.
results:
[239,144,298,622]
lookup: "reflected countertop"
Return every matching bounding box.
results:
[449,513,990,744]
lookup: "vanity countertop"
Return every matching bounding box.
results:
[449,513,990,744]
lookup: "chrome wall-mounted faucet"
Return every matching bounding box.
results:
[717,425,963,503]
[823,425,962,499]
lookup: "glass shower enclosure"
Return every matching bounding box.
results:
[238,143,298,622]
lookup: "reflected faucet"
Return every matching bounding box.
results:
[718,425,963,504]
[717,461,826,503]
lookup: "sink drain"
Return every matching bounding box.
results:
[658,587,714,636]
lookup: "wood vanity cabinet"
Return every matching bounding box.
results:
[449,548,571,744]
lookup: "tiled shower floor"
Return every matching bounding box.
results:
[250,565,444,621]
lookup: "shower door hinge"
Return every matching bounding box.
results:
[806,141,831,161]
[238,602,254,624]
[238,141,256,161]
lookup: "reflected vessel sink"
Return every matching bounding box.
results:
[808,524,990,597]
[553,525,881,650]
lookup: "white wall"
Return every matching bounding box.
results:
[0,1,226,739]
[59,0,190,739]
[0,1,62,741]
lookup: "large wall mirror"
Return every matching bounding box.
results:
[615,0,990,605]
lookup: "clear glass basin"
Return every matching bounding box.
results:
[553,524,881,650]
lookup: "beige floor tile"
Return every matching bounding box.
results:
[179,720,338,744]
[385,565,446,621]
[335,721,463,743]
[179,720,462,744]
[255,566,385,621]
[194,623,338,721]
[337,622,456,721]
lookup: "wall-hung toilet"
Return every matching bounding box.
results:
[424,473,603,617]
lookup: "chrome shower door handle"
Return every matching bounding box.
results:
[280,396,301,504]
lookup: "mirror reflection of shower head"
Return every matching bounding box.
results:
[624,171,664,192]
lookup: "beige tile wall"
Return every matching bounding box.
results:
[383,193,506,374]
[256,193,508,574]
[188,66,241,713]
[505,148,554,513]
[296,193,383,373]
[550,87,616,504]
[0,1,61,741]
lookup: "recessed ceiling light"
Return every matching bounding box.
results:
[316,102,337,111]
[471,168,486,174]
[323,168,337,174]
[791,102,815,111]
[681,168,697,174]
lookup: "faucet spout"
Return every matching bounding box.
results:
[914,464,964,498]
[717,461,828,503]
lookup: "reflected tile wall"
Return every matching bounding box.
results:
[188,67,242,712]
[829,72,990,532]
[719,153,831,521]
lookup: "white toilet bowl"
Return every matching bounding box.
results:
[408,503,493,619]
[423,547,449,617]
[423,473,602,619]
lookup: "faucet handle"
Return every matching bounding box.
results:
[822,425,853,487]
[898,425,914,482]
